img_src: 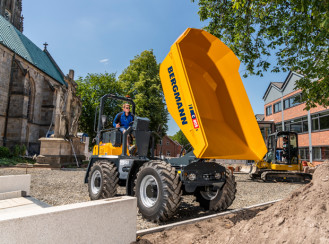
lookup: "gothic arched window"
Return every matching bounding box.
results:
[26,79,35,122]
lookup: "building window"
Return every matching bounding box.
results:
[284,121,290,131]
[266,105,272,116]
[26,80,35,122]
[313,147,321,160]
[273,102,282,113]
[275,123,282,132]
[283,99,289,110]
[312,118,319,131]
[166,140,169,145]
[299,148,310,161]
[319,113,329,130]
[277,116,308,133]
[322,147,329,160]
[299,147,329,161]
[302,119,308,132]
[283,93,302,110]
[260,126,272,142]
[166,151,171,156]
[311,110,329,131]
[290,120,303,133]
[159,140,162,145]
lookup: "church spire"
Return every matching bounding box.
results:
[0,0,24,32]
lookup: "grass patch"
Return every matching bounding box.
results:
[0,157,35,166]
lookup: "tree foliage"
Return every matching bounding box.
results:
[76,73,122,141]
[170,130,189,147]
[193,0,329,109]
[76,50,169,145]
[119,50,169,133]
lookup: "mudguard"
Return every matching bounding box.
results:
[160,28,266,160]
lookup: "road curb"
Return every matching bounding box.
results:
[137,199,281,237]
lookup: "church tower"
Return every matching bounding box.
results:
[0,0,23,32]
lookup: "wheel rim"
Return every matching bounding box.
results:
[140,175,159,208]
[91,170,102,195]
[200,189,219,200]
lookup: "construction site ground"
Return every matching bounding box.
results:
[0,166,306,232]
[137,163,329,243]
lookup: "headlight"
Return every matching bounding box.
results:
[187,173,197,181]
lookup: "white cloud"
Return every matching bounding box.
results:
[100,58,109,63]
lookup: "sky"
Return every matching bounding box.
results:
[22,0,289,135]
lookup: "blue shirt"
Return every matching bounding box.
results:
[113,112,134,129]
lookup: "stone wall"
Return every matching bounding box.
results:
[0,44,77,154]
[0,45,11,146]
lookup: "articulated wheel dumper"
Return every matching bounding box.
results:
[84,28,267,222]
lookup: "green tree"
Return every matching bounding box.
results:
[119,50,169,133]
[170,130,189,147]
[76,73,122,142]
[193,0,329,109]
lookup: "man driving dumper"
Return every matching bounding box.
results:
[113,103,134,131]
[113,103,134,150]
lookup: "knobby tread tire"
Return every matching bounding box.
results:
[195,168,237,211]
[134,160,182,222]
[88,160,119,200]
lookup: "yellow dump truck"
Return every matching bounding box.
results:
[84,28,267,222]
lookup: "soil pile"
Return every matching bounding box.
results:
[139,163,329,244]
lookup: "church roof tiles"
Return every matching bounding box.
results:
[0,15,66,85]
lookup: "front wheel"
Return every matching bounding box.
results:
[195,169,236,211]
[88,160,119,200]
[134,161,182,222]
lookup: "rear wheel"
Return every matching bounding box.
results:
[88,160,119,200]
[195,169,236,211]
[134,161,182,222]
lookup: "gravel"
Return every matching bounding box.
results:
[0,167,304,230]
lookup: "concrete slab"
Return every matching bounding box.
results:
[0,196,50,215]
[0,174,31,195]
[0,196,137,244]
[0,190,25,200]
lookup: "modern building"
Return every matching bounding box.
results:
[263,71,329,164]
[155,135,183,158]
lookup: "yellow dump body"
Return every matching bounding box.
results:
[160,28,267,160]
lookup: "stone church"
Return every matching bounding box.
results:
[0,0,81,155]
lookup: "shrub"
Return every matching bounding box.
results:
[13,144,21,157]
[0,146,10,158]
[12,144,26,157]
[20,144,26,156]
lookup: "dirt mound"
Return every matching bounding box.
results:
[223,163,329,243]
[139,163,329,244]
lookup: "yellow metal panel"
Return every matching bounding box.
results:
[270,163,300,171]
[160,28,267,160]
[255,160,271,169]
[93,143,128,156]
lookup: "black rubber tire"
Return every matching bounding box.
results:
[134,161,182,222]
[195,169,236,211]
[88,160,119,200]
